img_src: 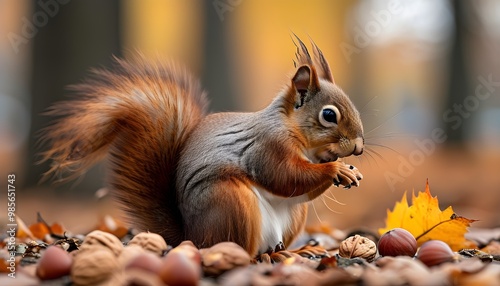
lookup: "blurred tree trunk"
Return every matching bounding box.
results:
[443,0,469,144]
[26,0,121,194]
[200,1,237,112]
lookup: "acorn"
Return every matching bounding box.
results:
[416,240,455,267]
[377,228,417,257]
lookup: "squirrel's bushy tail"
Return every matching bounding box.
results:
[40,54,208,244]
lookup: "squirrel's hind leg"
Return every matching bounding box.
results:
[184,179,262,256]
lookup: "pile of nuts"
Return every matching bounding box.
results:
[7,227,500,285]
[35,230,251,285]
[339,228,459,267]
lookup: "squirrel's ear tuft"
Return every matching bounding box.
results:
[311,40,334,83]
[292,34,313,68]
[291,65,319,108]
[287,34,332,109]
[292,33,334,83]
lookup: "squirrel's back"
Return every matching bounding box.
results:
[41,54,208,245]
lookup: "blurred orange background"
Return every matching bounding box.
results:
[0,0,499,235]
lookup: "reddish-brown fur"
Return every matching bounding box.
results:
[41,37,364,256]
[40,56,208,247]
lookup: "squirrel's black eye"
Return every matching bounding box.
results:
[319,105,341,127]
[322,109,337,124]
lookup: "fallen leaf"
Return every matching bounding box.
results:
[16,216,36,240]
[29,222,51,240]
[379,181,477,251]
[49,223,66,236]
[96,215,128,238]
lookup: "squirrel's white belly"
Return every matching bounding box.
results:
[251,185,305,253]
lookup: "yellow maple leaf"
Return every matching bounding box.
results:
[379,181,477,251]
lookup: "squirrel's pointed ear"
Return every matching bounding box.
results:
[291,65,319,108]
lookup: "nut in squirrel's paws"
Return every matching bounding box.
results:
[333,164,363,189]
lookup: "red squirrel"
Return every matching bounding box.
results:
[41,36,364,256]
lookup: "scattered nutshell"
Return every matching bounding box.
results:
[318,256,338,269]
[81,230,123,257]
[291,243,329,259]
[36,246,72,280]
[258,253,272,264]
[268,250,295,264]
[378,228,417,257]
[200,242,251,276]
[71,247,119,285]
[128,232,167,256]
[339,235,377,262]
[416,240,455,267]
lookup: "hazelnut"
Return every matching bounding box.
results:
[36,246,72,280]
[128,232,167,256]
[200,242,251,276]
[378,228,417,257]
[125,251,163,274]
[339,235,377,262]
[81,230,123,256]
[118,244,147,267]
[416,240,455,267]
[170,240,201,264]
[159,250,201,286]
[71,247,118,285]
[125,251,162,273]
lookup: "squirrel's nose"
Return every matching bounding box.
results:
[353,137,364,156]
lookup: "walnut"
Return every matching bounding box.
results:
[339,235,377,262]
[200,242,251,276]
[128,232,167,256]
[71,247,119,285]
[81,230,123,257]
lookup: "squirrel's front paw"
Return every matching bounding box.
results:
[333,164,363,189]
